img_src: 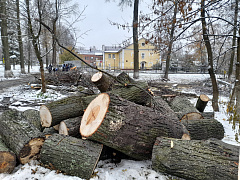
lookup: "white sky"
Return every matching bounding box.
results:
[72,0,152,50]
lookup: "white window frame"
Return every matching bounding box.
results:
[141,53,145,59]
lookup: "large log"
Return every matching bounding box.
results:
[181,119,224,140]
[40,133,102,179]
[152,137,238,180]
[91,72,113,92]
[40,95,96,127]
[196,94,209,112]
[169,96,203,120]
[0,109,45,164]
[0,136,16,174]
[80,93,186,160]
[59,117,81,137]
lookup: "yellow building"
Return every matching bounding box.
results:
[102,38,160,70]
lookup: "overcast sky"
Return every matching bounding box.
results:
[72,0,151,50]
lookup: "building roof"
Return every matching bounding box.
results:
[102,45,122,53]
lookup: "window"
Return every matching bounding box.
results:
[141,53,145,59]
[112,54,115,59]
[108,54,111,58]
[142,42,145,46]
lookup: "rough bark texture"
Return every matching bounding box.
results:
[40,95,96,127]
[152,137,238,180]
[40,134,102,179]
[195,94,209,112]
[81,93,185,160]
[0,137,16,174]
[116,72,135,84]
[22,109,42,131]
[170,96,203,120]
[181,119,224,140]
[59,117,81,137]
[201,111,214,119]
[0,109,44,164]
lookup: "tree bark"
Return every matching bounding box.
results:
[0,109,45,164]
[201,111,214,119]
[133,0,139,79]
[152,137,238,180]
[181,119,224,140]
[0,0,13,78]
[40,134,102,179]
[169,96,203,120]
[22,109,42,131]
[59,117,82,137]
[16,0,25,74]
[0,136,16,174]
[80,93,186,160]
[195,94,209,112]
[201,0,219,111]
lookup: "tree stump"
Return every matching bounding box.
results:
[80,93,186,160]
[40,134,103,179]
[40,95,96,127]
[196,94,209,112]
[181,119,224,140]
[91,72,112,92]
[22,109,42,131]
[0,137,16,174]
[59,117,82,137]
[0,109,45,164]
[170,96,203,120]
[152,137,238,180]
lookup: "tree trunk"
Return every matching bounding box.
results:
[201,111,214,119]
[0,136,16,174]
[169,96,203,120]
[133,0,139,79]
[0,109,45,164]
[80,93,186,160]
[40,134,102,179]
[59,117,82,137]
[195,94,209,112]
[228,0,238,79]
[163,0,177,80]
[201,0,219,111]
[40,95,96,127]
[16,0,25,74]
[152,137,238,180]
[0,0,13,78]
[181,119,224,140]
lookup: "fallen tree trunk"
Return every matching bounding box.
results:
[59,117,82,137]
[91,72,113,92]
[169,96,203,120]
[40,95,96,127]
[152,137,238,180]
[201,111,214,119]
[80,93,186,160]
[0,137,16,174]
[181,119,224,140]
[196,94,209,112]
[40,133,102,179]
[0,109,45,164]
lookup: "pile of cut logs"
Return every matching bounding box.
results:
[0,72,238,180]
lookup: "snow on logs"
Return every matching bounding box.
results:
[0,109,45,164]
[80,93,187,160]
[169,96,203,120]
[40,134,103,180]
[0,136,16,174]
[152,137,238,180]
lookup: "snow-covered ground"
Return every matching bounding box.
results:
[0,64,239,180]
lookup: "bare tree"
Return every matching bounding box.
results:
[133,0,139,79]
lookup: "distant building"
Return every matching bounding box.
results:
[78,49,103,68]
[102,38,160,70]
